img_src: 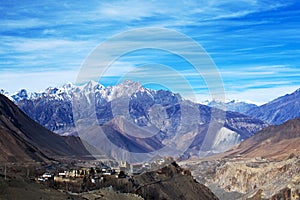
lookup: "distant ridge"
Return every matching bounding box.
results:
[207,99,258,114]
[246,88,300,125]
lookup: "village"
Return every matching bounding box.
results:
[36,157,174,192]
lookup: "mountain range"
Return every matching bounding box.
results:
[246,89,300,125]
[207,88,300,125]
[5,80,268,160]
[0,94,92,162]
[206,100,258,114]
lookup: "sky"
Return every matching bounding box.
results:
[0,0,299,104]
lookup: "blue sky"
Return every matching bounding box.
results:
[0,0,299,104]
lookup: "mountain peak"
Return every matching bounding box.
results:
[83,80,104,91]
[62,82,74,89]
[87,80,99,86]
[11,89,31,102]
[117,79,142,89]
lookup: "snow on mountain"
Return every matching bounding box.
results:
[207,99,258,114]
[10,83,72,102]
[11,89,30,102]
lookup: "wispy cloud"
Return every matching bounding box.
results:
[0,36,96,71]
[0,19,49,30]
[3,38,90,52]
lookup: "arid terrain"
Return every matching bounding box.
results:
[181,118,300,200]
[181,156,300,200]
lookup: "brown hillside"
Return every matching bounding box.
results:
[0,94,92,162]
[225,117,300,159]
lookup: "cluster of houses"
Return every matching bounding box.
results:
[37,157,173,183]
[37,165,121,182]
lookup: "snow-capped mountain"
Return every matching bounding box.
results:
[207,100,258,114]
[205,88,300,125]
[246,88,300,125]
[11,82,77,102]
[7,80,268,159]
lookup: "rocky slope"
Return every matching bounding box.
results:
[132,162,219,200]
[183,157,300,200]
[211,157,300,200]
[246,88,300,125]
[181,117,300,200]
[0,94,92,162]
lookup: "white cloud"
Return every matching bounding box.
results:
[220,64,299,78]
[96,0,289,24]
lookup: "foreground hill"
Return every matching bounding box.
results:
[0,94,92,162]
[132,162,219,200]
[246,88,300,125]
[0,176,84,200]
